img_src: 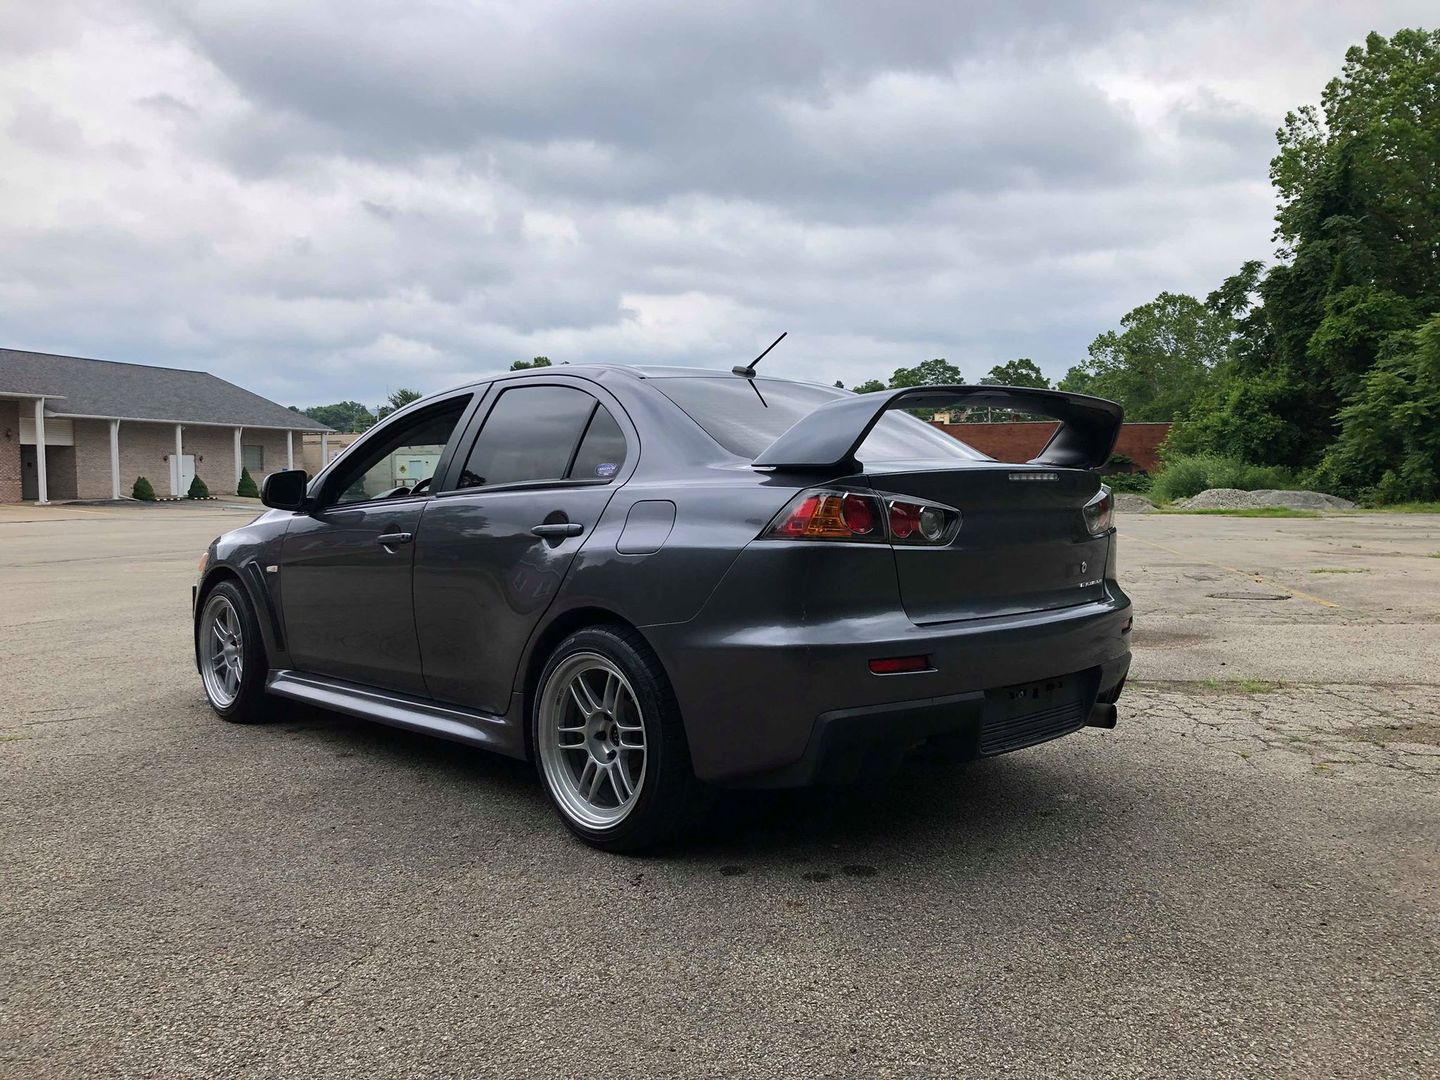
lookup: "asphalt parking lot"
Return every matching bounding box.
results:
[2,501,1437,1078]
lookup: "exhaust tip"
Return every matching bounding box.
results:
[1087,702,1118,729]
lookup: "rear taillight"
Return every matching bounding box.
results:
[762,488,961,545]
[1083,485,1114,536]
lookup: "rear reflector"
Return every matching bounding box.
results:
[868,655,931,675]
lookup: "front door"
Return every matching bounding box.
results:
[171,454,196,496]
[414,381,634,714]
[20,446,37,500]
[279,395,471,695]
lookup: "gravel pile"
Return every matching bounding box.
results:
[1174,488,1356,511]
[1113,492,1156,513]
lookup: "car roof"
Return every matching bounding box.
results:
[439,363,847,396]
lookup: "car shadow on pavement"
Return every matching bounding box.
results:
[264,699,1121,869]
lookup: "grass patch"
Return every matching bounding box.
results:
[1198,678,1282,694]
[1307,567,1369,574]
[1352,502,1440,514]
[1154,507,1321,518]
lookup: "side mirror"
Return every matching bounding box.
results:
[261,469,309,511]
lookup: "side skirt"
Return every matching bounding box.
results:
[265,670,526,759]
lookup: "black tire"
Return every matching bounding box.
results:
[532,625,704,853]
[195,580,270,725]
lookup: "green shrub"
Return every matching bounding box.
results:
[237,467,259,498]
[1149,453,1299,504]
[1105,472,1152,494]
[187,474,210,499]
[132,476,156,501]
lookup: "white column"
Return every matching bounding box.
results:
[234,427,243,490]
[109,419,121,500]
[33,399,48,504]
[320,432,329,467]
[286,431,294,470]
[173,423,183,496]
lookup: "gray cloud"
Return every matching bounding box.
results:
[0,0,1431,405]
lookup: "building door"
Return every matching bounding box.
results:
[170,454,196,495]
[20,446,37,500]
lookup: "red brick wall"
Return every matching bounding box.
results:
[0,401,20,502]
[933,421,1171,472]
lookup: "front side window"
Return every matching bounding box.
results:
[456,386,627,489]
[328,398,468,506]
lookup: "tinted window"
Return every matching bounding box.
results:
[653,377,986,463]
[569,405,627,481]
[458,386,596,489]
[330,399,468,506]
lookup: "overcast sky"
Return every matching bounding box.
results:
[1,1,1432,407]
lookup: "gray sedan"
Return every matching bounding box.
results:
[194,366,1131,850]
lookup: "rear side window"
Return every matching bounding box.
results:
[653,377,987,463]
[570,404,628,480]
[456,385,627,489]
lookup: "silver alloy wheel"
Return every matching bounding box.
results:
[200,594,244,708]
[537,652,648,829]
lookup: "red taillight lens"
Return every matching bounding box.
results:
[766,490,885,540]
[888,500,919,539]
[869,655,931,674]
[841,494,876,535]
[762,488,961,545]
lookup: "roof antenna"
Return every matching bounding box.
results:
[732,331,786,408]
[732,331,786,379]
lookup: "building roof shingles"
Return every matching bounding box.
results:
[0,348,332,432]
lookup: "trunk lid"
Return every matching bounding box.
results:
[862,461,1109,625]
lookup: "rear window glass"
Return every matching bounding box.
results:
[652,377,988,463]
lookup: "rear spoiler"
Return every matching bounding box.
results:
[751,384,1124,471]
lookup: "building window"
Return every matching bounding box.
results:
[242,444,264,471]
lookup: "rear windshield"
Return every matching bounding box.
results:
[652,377,989,463]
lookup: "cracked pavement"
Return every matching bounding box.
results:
[1,502,1437,1078]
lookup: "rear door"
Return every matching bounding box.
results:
[413,379,635,714]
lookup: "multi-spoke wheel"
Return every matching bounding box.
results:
[538,654,647,828]
[196,581,268,723]
[533,626,704,851]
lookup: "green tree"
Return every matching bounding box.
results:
[187,474,210,499]
[132,476,155,501]
[1187,29,1440,469]
[980,359,1050,389]
[1060,293,1229,421]
[888,358,963,388]
[376,388,423,420]
[1313,313,1440,501]
[237,467,259,499]
[291,401,375,433]
[510,356,552,371]
[852,379,887,394]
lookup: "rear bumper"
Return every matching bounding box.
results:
[733,657,1128,788]
[646,583,1133,785]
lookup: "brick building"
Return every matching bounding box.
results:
[0,349,332,504]
[933,420,1172,473]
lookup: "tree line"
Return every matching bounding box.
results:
[841,29,1439,502]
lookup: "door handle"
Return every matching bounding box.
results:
[531,522,583,538]
[377,531,414,546]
